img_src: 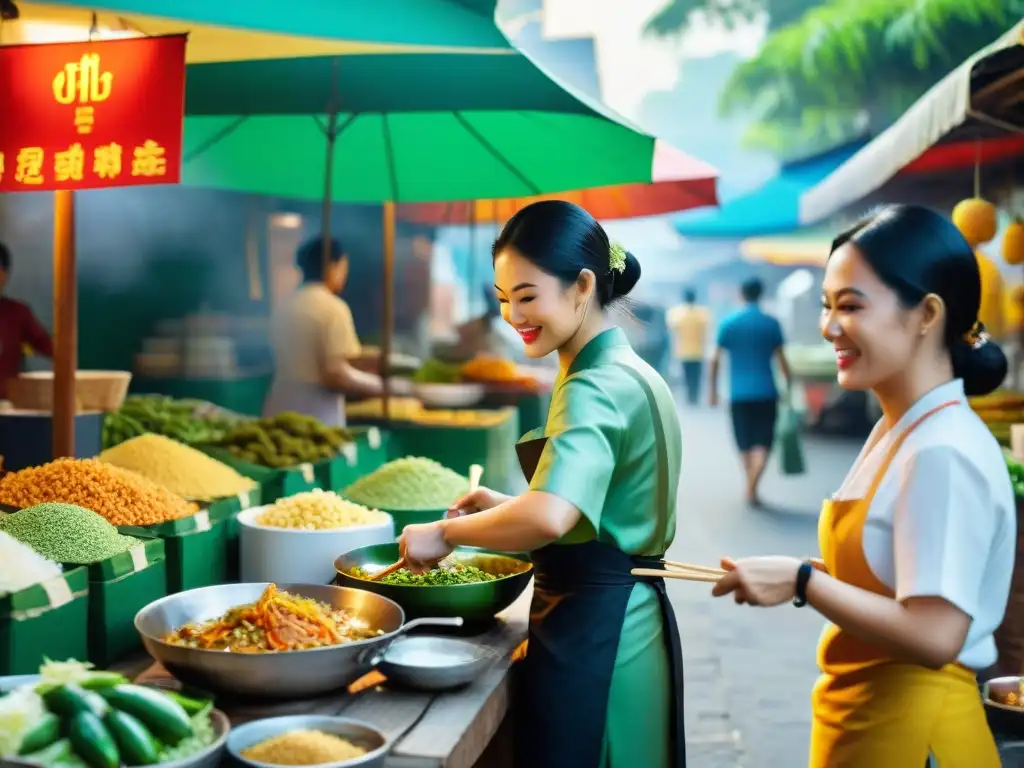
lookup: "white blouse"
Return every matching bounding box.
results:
[833,379,1017,670]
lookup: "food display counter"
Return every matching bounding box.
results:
[0,386,538,768]
[120,590,528,768]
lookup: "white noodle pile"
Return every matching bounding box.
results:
[0,530,63,594]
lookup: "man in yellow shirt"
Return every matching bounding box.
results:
[265,236,394,425]
[666,288,710,405]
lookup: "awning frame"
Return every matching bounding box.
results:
[799,20,1024,226]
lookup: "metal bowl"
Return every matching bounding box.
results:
[983,676,1024,739]
[335,543,532,622]
[376,635,495,691]
[135,583,412,699]
[414,382,485,408]
[228,715,388,768]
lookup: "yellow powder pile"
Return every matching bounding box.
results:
[241,729,367,765]
[0,458,197,526]
[99,433,256,501]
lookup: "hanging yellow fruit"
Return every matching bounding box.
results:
[952,198,998,247]
[975,250,1006,339]
[1003,217,1024,266]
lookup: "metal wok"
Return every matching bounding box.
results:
[134,582,459,699]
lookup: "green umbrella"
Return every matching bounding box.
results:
[49,0,510,48]
[181,52,656,202]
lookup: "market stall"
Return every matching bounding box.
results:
[0,450,533,767]
[799,19,1024,225]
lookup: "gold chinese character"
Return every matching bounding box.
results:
[131,140,167,177]
[14,148,44,185]
[0,151,4,183]
[54,143,85,182]
[53,53,113,105]
[93,143,123,180]
[74,106,95,135]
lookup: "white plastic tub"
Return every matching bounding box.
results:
[238,505,395,585]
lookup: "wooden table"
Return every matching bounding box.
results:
[117,592,529,768]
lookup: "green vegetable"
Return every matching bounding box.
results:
[97,685,191,745]
[104,709,160,766]
[103,395,236,450]
[0,504,139,565]
[1005,449,1024,499]
[78,673,129,691]
[67,711,119,768]
[18,712,62,755]
[352,563,496,586]
[164,691,211,717]
[214,412,353,468]
[343,457,469,511]
[157,703,216,763]
[20,737,76,766]
[38,659,128,693]
[411,359,463,384]
[43,684,109,719]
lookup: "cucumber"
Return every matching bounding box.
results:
[67,711,120,768]
[17,712,62,755]
[20,737,74,765]
[105,709,160,766]
[98,684,192,745]
[165,691,211,717]
[44,683,110,718]
[80,672,130,690]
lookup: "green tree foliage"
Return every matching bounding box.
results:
[645,0,818,35]
[646,0,1023,157]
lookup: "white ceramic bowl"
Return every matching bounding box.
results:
[238,505,395,585]
[413,382,485,408]
[227,715,389,768]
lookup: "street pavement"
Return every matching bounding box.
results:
[668,401,864,767]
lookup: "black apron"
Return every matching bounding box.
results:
[513,435,687,768]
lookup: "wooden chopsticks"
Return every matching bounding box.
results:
[631,559,727,584]
[368,558,406,582]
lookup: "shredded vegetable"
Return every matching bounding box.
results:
[163,584,382,652]
[0,685,47,757]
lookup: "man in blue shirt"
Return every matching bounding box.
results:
[709,277,791,506]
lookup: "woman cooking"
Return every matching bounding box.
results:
[712,204,1016,767]
[265,235,399,425]
[398,201,685,768]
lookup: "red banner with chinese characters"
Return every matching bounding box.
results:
[0,34,186,193]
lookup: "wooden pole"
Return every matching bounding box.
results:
[52,190,77,458]
[381,202,395,420]
[321,59,340,276]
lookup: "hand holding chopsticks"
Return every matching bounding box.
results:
[631,559,727,584]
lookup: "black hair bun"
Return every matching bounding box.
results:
[951,337,1008,396]
[611,251,641,300]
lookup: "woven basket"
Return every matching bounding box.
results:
[8,371,131,413]
[995,497,1024,676]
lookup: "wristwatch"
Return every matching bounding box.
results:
[793,560,814,607]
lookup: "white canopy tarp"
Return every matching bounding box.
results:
[798,19,1024,226]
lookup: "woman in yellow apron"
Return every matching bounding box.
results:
[712,204,1017,767]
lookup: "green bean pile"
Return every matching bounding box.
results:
[103,395,237,449]
[350,564,496,586]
